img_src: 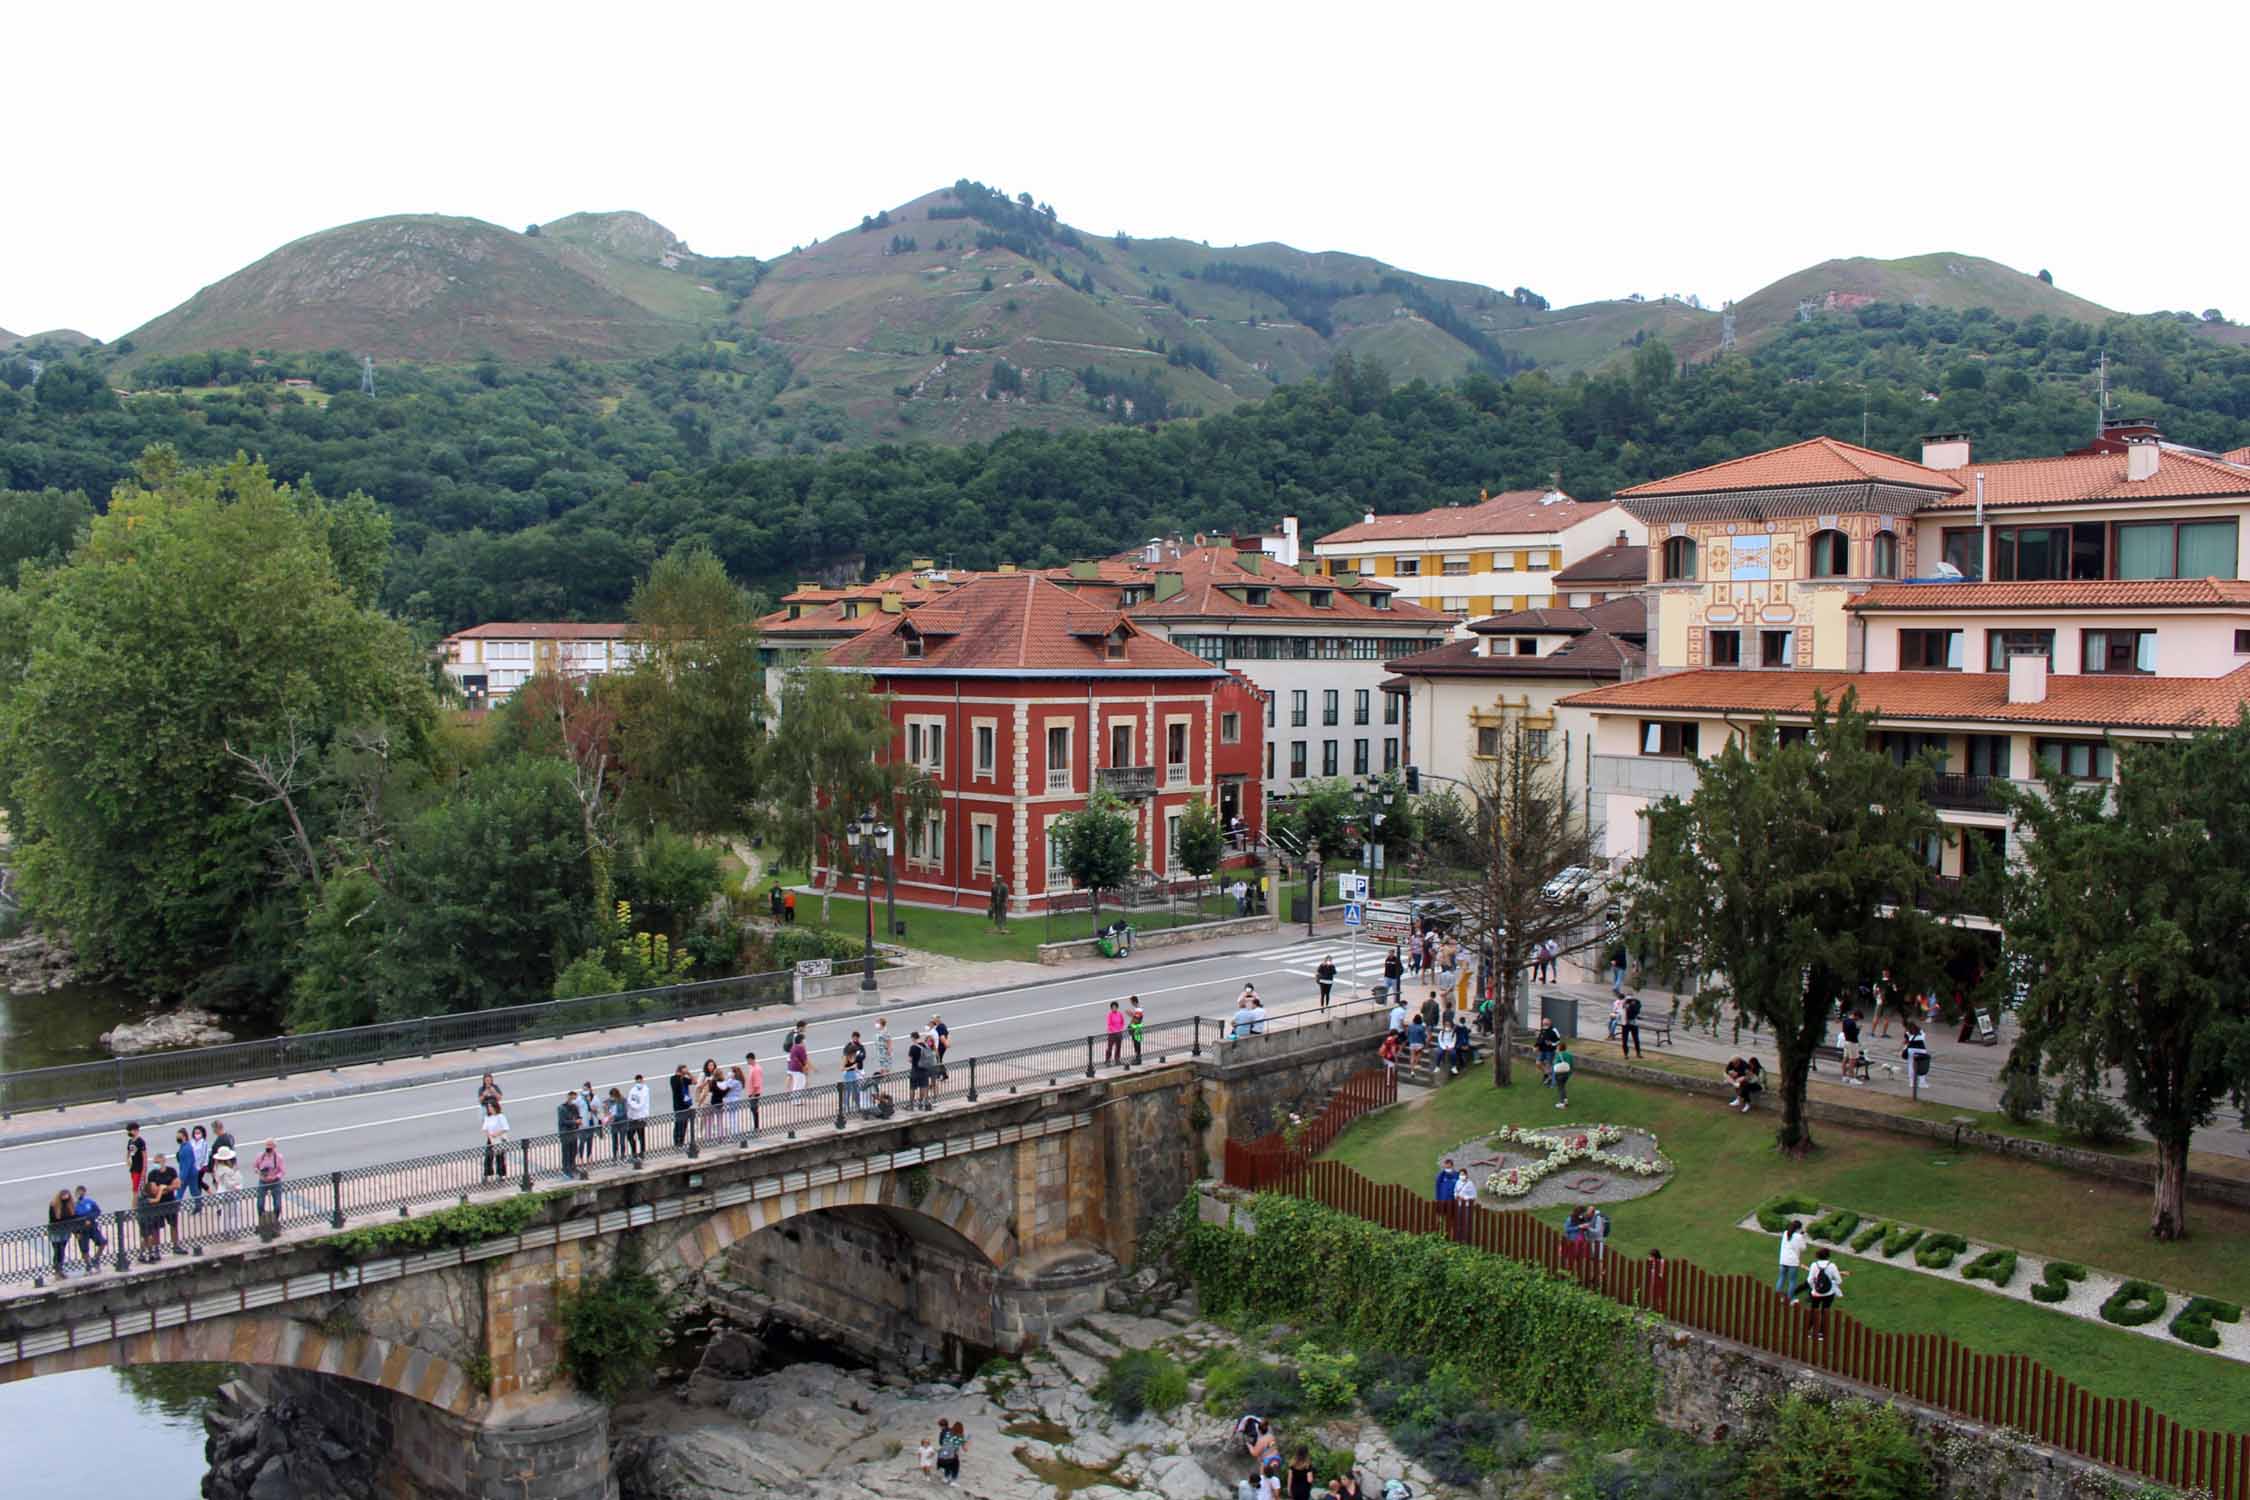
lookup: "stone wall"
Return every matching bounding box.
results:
[723,1205,999,1371]
[1036,912,1276,964]
[1648,1323,2161,1500]
[243,1366,617,1500]
[1198,1013,1391,1155]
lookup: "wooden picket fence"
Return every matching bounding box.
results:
[1221,1069,2250,1498]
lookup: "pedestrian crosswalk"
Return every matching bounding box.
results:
[1243,939,1388,981]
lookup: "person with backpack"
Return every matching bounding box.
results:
[1776,1218,1809,1300]
[1128,1000,1146,1064]
[907,1030,933,1111]
[1804,1251,1846,1339]
[1618,992,1644,1058]
[1383,945,1403,1000]
[557,1091,586,1180]
[1551,1041,1575,1108]
[1901,1024,1931,1081]
[1534,1017,1560,1086]
[1235,1411,1270,1459]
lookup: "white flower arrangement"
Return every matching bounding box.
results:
[1476,1124,1673,1198]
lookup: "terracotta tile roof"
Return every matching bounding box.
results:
[758,604,875,639]
[2225,446,2250,467]
[1617,437,1962,499]
[1467,596,1649,637]
[1315,490,1615,546]
[822,573,1224,675]
[1916,447,2250,509]
[1850,580,2250,611]
[447,622,638,640]
[1559,666,2250,731]
[1388,631,1644,681]
[1123,547,1453,626]
[1553,540,1648,587]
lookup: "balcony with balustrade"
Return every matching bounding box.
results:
[1096,765,1155,798]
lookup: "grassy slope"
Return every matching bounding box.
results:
[1324,1069,2250,1432]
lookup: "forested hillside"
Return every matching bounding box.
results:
[3,302,2246,631]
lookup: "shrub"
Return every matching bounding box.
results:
[1913,1233,1969,1270]
[1959,1249,2018,1287]
[1879,1225,1924,1259]
[1737,1393,1932,1499]
[1178,1195,1653,1428]
[1292,1340,1359,1414]
[2100,1280,2168,1328]
[1576,1430,1741,1499]
[1098,1348,1188,1420]
[1806,1210,1862,1244]
[1849,1221,1891,1255]
[1753,1193,1825,1234]
[2167,1296,2241,1350]
[2054,1081,2132,1146]
[323,1192,565,1260]
[558,1236,679,1404]
[769,926,867,968]
[1196,1348,1303,1419]
[1997,1063,2047,1125]
[2030,1261,2087,1304]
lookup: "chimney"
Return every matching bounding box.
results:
[997,563,1017,574]
[2007,649,2048,705]
[1238,551,1262,575]
[1154,571,1184,601]
[1069,560,1098,580]
[1921,433,1972,470]
[1615,530,1628,546]
[1364,511,1376,525]
[910,557,934,570]
[880,592,903,614]
[1279,516,1300,566]
[2127,437,2161,483]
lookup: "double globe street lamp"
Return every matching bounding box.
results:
[843,809,894,993]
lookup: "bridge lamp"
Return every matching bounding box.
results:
[845,810,894,993]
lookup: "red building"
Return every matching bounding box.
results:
[814,573,1265,916]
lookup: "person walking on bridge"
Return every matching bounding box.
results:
[1128,1000,1146,1065]
[744,1053,764,1134]
[873,1017,894,1098]
[626,1075,650,1165]
[481,1099,511,1180]
[124,1122,146,1199]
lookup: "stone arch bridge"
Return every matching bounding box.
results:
[0,1013,1379,1500]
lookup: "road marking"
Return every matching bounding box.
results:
[0,960,1316,1189]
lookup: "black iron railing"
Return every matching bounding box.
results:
[0,970,793,1118]
[1929,772,2004,812]
[0,996,1386,1289]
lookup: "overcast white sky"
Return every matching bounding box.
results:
[10,1,2246,340]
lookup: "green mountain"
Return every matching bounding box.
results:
[3,327,95,351]
[119,212,746,365]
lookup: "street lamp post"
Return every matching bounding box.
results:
[844,809,893,994]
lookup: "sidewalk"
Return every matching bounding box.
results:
[1531,960,2250,1172]
[0,922,1354,1149]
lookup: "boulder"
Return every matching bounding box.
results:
[1145,1453,1226,1500]
[101,1007,235,1054]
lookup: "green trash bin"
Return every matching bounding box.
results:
[1098,935,1120,958]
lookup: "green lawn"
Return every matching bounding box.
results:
[756,865,1252,965]
[1322,1072,2250,1432]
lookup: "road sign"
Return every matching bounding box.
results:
[1342,901,1364,927]
[1338,873,1370,902]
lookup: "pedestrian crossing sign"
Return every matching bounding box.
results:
[1342,901,1364,927]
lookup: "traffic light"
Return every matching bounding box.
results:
[1404,766,1421,794]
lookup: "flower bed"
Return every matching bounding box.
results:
[1461,1124,1673,1201]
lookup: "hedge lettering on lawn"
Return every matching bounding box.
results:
[1959,1248,2018,1288]
[1880,1224,1924,1259]
[1179,1195,1654,1430]
[2101,1280,2168,1328]
[2030,1261,2087,1304]
[1849,1220,1891,1254]
[1913,1232,1970,1270]
[2168,1296,2242,1351]
[1805,1209,1861,1244]
[1752,1192,1823,1234]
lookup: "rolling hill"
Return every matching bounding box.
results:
[119,212,744,365]
[88,184,2236,449]
[3,327,96,352]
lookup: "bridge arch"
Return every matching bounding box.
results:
[0,1314,484,1417]
[648,1166,1018,1284]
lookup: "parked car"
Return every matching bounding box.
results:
[1540,866,1598,905]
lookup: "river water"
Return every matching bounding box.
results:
[3,1364,221,1495]
[0,979,279,1074]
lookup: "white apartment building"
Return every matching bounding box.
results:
[441,622,643,702]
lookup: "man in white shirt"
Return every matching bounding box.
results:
[624,1074,651,1165]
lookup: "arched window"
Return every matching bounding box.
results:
[1870,530,1899,579]
[1661,536,1699,581]
[1809,529,1851,577]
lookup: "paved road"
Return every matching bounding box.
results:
[0,933,1387,1232]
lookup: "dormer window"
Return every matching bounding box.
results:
[1486,639,1512,656]
[903,634,924,658]
[1244,587,1270,606]
[1105,628,1130,660]
[1309,590,1333,608]
[1371,593,1391,610]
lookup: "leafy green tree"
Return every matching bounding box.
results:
[0,487,92,578]
[613,543,767,838]
[759,665,922,921]
[1172,797,1224,892]
[0,453,432,1002]
[614,824,726,939]
[1629,695,1937,1152]
[287,757,599,1027]
[30,362,114,414]
[1052,789,1140,934]
[1998,724,2250,1240]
